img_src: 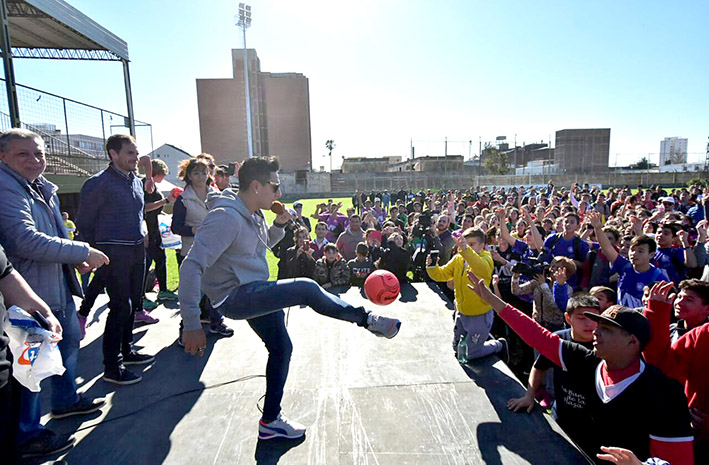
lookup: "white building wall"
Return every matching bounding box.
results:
[659,137,688,165]
[148,144,193,185]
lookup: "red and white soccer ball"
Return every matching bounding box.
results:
[364,270,400,305]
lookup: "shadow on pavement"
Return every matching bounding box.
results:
[254,435,307,464]
[461,355,592,465]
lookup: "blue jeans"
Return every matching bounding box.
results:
[18,294,81,444]
[219,278,368,421]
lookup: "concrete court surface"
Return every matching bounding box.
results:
[35,282,591,465]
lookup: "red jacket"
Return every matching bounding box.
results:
[644,300,709,449]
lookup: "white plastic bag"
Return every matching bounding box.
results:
[6,306,65,392]
[158,213,182,249]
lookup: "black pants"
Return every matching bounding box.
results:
[96,244,145,371]
[78,271,105,317]
[0,371,22,465]
[145,237,167,292]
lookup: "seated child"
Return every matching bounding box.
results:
[348,242,375,286]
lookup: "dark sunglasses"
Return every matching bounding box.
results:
[268,182,281,193]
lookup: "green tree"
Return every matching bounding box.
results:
[631,157,655,170]
[483,142,509,175]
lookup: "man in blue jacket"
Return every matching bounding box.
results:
[0,128,108,459]
[78,134,156,386]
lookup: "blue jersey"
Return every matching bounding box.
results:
[653,248,686,285]
[543,233,589,290]
[611,256,668,308]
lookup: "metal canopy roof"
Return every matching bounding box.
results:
[6,0,128,61]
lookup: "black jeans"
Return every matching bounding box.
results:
[145,237,167,292]
[78,272,105,317]
[0,373,22,465]
[96,244,145,371]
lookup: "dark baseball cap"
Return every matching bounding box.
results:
[293,201,303,208]
[584,306,650,347]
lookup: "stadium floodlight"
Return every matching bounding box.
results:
[236,3,253,157]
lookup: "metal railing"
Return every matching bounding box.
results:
[0,79,152,177]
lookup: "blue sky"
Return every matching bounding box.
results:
[10,0,709,169]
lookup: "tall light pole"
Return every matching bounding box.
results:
[236,3,253,158]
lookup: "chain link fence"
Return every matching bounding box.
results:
[0,79,152,176]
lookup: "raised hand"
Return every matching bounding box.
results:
[677,229,690,248]
[552,267,567,286]
[587,210,602,228]
[697,219,707,241]
[453,232,468,251]
[648,281,675,305]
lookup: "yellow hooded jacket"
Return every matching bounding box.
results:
[426,247,494,316]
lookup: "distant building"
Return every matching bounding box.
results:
[148,144,192,185]
[659,137,687,165]
[67,134,105,158]
[341,156,402,173]
[515,159,560,175]
[196,49,312,173]
[554,128,610,173]
[389,155,464,173]
[503,143,553,167]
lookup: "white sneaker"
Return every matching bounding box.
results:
[366,313,401,339]
[258,413,306,440]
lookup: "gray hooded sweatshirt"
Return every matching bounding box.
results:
[178,189,285,331]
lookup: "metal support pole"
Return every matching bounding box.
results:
[0,0,20,128]
[100,109,106,143]
[63,99,70,155]
[121,59,136,136]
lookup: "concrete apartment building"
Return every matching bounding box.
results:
[196,49,312,172]
[554,128,610,173]
[659,137,688,165]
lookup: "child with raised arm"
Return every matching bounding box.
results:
[466,269,694,465]
[587,210,668,308]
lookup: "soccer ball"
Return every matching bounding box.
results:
[364,270,400,305]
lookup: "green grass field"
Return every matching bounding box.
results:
[165,196,353,289]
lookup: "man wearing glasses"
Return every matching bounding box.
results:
[179,156,401,441]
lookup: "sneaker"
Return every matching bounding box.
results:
[157,290,179,302]
[497,338,510,364]
[209,322,235,337]
[142,298,159,310]
[18,429,75,459]
[51,396,106,419]
[200,316,211,324]
[258,413,306,440]
[103,366,142,385]
[78,314,87,340]
[123,351,155,365]
[134,309,159,324]
[366,313,401,339]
